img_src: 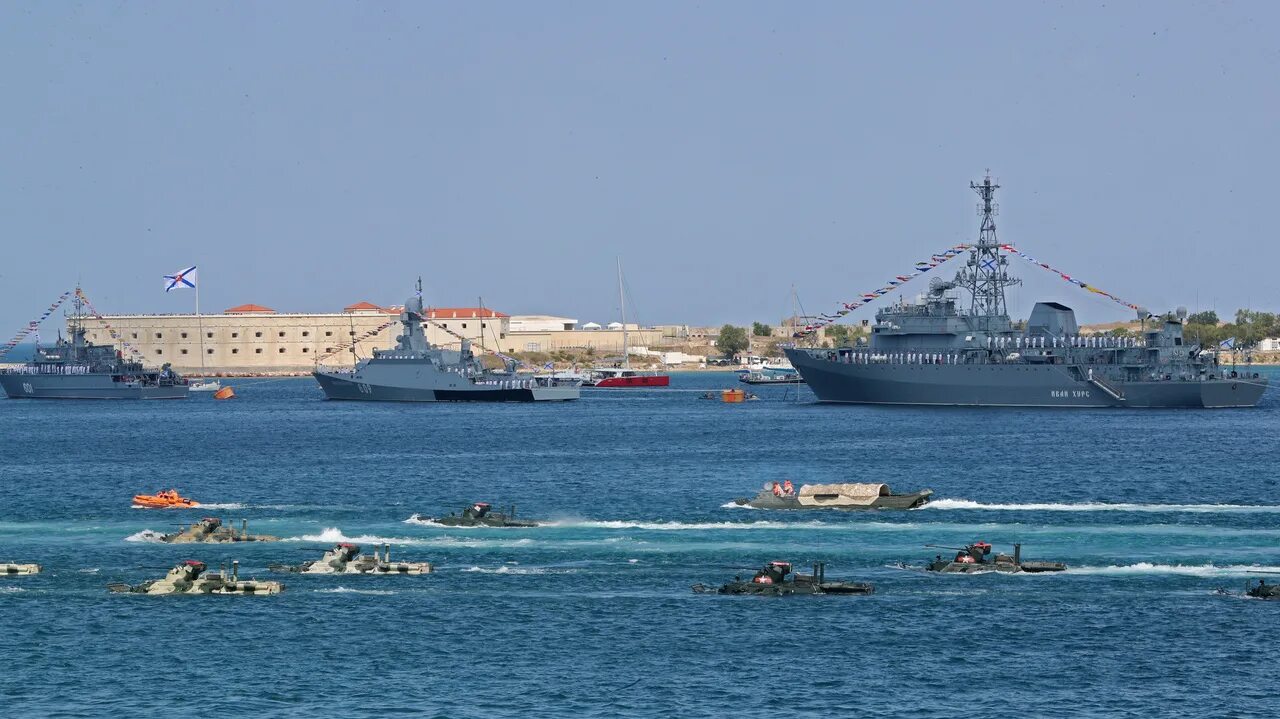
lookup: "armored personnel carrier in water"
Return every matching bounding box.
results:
[2,562,41,575]
[270,543,433,575]
[313,279,579,402]
[734,482,932,510]
[108,560,283,595]
[923,542,1066,574]
[419,502,540,528]
[150,518,280,544]
[0,289,188,400]
[693,561,874,596]
[784,175,1268,408]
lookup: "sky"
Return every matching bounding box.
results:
[1,1,1276,335]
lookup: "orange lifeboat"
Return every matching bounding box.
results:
[213,386,235,400]
[132,489,200,509]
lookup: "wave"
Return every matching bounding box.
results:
[199,502,246,510]
[78,568,100,574]
[921,499,1280,513]
[543,519,908,531]
[315,587,396,595]
[460,565,575,575]
[125,530,165,543]
[289,527,417,545]
[1070,563,1280,577]
[289,527,536,548]
[721,502,760,510]
[0,586,24,594]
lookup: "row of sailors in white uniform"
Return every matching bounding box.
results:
[16,363,92,374]
[984,335,1142,349]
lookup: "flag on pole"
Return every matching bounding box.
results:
[164,266,197,292]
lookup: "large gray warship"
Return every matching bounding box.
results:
[313,280,580,402]
[0,291,188,400]
[785,176,1268,408]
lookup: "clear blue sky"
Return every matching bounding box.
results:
[1,1,1275,335]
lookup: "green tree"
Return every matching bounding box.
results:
[716,325,749,358]
[1187,310,1218,325]
[752,321,773,337]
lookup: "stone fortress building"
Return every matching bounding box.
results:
[77,301,688,374]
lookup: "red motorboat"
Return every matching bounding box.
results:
[584,368,670,388]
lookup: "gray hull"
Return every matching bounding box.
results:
[314,369,579,402]
[786,349,1266,408]
[0,373,187,400]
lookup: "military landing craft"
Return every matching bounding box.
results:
[921,542,1066,574]
[418,502,540,528]
[140,517,280,543]
[108,560,283,595]
[270,543,433,575]
[2,562,41,575]
[692,561,874,596]
[734,482,933,510]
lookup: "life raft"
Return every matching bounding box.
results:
[132,489,200,509]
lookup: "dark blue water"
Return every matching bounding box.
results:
[3,372,1279,717]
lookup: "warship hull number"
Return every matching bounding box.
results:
[1051,390,1090,398]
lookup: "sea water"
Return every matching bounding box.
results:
[2,372,1278,717]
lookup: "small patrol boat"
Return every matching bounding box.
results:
[922,542,1066,574]
[2,562,41,575]
[692,561,874,596]
[132,489,199,509]
[151,517,279,544]
[269,543,433,575]
[108,560,283,595]
[418,502,539,528]
[734,482,932,510]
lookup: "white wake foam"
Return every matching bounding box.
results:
[544,519,900,531]
[0,586,24,593]
[315,587,396,595]
[125,530,165,543]
[1071,563,1280,577]
[921,499,1280,514]
[290,527,417,545]
[199,502,246,510]
[461,565,572,575]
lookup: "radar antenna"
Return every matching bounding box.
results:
[955,171,1020,326]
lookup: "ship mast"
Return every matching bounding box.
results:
[956,172,1020,327]
[618,257,629,370]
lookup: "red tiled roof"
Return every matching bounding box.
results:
[223,303,275,314]
[343,301,396,313]
[424,307,509,319]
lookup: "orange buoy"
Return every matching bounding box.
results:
[721,388,746,403]
[213,386,236,400]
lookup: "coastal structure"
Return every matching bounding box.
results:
[73,303,683,373]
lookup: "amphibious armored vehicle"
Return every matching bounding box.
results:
[735,482,932,510]
[2,562,41,575]
[420,503,539,528]
[269,543,433,575]
[108,560,283,595]
[693,561,874,596]
[1245,573,1280,599]
[923,542,1066,574]
[149,517,280,544]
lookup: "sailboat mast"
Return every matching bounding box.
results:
[618,257,629,370]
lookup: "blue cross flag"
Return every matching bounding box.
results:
[164,266,197,292]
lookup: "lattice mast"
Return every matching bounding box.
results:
[957,172,1020,324]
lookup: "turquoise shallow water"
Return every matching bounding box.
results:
[2,371,1279,717]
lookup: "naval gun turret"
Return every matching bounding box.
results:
[692,561,874,596]
[269,543,433,575]
[420,502,540,528]
[2,562,41,575]
[107,560,284,595]
[155,517,280,544]
[923,542,1066,574]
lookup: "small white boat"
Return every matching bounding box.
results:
[189,379,222,392]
